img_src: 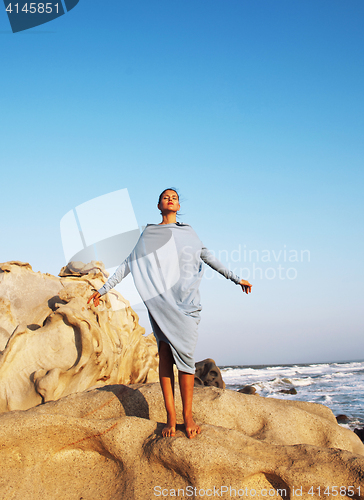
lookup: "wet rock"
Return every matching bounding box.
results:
[336,414,350,424]
[354,427,364,442]
[238,385,257,395]
[278,388,297,395]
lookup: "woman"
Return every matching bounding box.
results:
[88,188,252,439]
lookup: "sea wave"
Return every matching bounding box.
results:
[221,360,364,430]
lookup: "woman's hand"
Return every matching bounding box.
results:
[239,279,252,294]
[88,291,101,307]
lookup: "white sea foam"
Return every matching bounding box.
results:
[291,377,313,387]
[221,360,364,430]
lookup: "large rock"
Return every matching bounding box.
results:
[0,261,159,413]
[0,261,63,346]
[0,383,363,499]
[194,358,225,388]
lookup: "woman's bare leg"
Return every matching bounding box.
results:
[159,341,176,437]
[178,371,201,439]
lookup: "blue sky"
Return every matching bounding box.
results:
[1,0,363,365]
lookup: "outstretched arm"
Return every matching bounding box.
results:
[200,246,252,294]
[88,259,131,307]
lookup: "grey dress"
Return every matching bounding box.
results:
[98,223,240,374]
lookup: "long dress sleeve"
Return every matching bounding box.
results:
[97,259,131,296]
[200,246,241,284]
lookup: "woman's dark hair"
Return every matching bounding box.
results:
[158,188,180,205]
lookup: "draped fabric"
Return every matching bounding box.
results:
[98,223,240,373]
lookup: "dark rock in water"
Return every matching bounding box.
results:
[278,388,297,395]
[238,385,257,395]
[354,427,364,442]
[336,414,350,424]
[194,358,225,388]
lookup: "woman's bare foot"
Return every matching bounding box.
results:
[184,415,201,439]
[162,424,176,437]
[162,414,176,437]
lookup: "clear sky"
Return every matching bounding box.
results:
[1,0,363,366]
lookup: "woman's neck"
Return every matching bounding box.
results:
[159,212,177,225]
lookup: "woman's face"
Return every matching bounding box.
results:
[158,190,180,214]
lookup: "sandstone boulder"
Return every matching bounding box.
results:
[0,261,159,413]
[0,383,363,499]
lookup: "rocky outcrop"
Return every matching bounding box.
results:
[0,261,159,413]
[0,383,363,499]
[194,358,225,388]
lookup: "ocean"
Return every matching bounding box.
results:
[220,360,364,432]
